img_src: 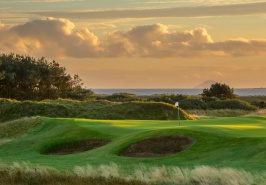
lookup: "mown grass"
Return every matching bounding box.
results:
[0,116,265,173]
[0,98,193,122]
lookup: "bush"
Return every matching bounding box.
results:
[148,94,190,104]
[202,83,236,99]
[0,98,194,121]
[179,98,257,111]
[202,97,219,102]
[208,99,257,111]
[250,100,266,109]
[103,93,140,102]
[179,99,209,110]
[67,88,94,101]
[0,100,71,122]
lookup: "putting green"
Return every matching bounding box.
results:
[0,116,265,172]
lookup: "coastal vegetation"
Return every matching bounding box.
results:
[1,163,265,185]
[0,53,93,101]
[201,82,236,99]
[0,53,264,119]
[1,53,266,184]
[0,98,193,122]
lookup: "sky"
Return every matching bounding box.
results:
[0,0,266,89]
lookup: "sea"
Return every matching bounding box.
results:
[92,88,266,96]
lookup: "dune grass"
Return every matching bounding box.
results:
[1,162,265,185]
[0,116,42,139]
[186,109,255,119]
[0,98,193,122]
[0,162,147,185]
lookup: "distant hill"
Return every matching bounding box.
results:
[194,80,216,89]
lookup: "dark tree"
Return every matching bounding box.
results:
[202,83,236,99]
[0,53,93,100]
[0,61,5,80]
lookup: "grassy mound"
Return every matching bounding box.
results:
[120,136,193,157]
[0,98,194,121]
[42,139,111,155]
[179,99,257,110]
[186,109,255,118]
[0,117,42,139]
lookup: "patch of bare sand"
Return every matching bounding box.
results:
[120,136,193,158]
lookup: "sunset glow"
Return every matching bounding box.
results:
[1,0,266,88]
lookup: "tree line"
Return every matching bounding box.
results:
[0,53,93,100]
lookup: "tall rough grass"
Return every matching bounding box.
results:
[1,163,265,185]
[0,98,194,121]
[0,162,146,185]
[73,163,266,185]
[0,116,42,138]
[186,109,255,119]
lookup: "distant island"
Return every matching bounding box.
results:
[194,80,216,89]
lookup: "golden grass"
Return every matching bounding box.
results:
[201,125,263,129]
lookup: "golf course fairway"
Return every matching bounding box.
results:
[0,116,265,173]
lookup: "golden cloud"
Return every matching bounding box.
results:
[1,18,266,58]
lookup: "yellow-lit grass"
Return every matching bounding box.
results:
[201,125,263,130]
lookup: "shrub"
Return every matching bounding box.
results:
[179,99,209,110]
[250,100,266,109]
[104,93,140,102]
[0,98,194,121]
[0,100,70,122]
[147,94,190,104]
[208,99,257,111]
[202,83,236,99]
[179,98,257,111]
[202,97,219,102]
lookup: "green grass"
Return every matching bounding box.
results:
[186,109,255,118]
[0,98,193,122]
[0,116,265,174]
[0,116,42,139]
[237,95,266,103]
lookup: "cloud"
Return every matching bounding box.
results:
[2,0,84,2]
[0,23,6,30]
[209,38,266,57]
[103,24,214,57]
[1,18,266,58]
[0,18,100,58]
[30,2,266,19]
[129,0,266,5]
[88,23,116,30]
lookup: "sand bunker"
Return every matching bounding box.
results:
[120,136,193,157]
[43,139,111,155]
